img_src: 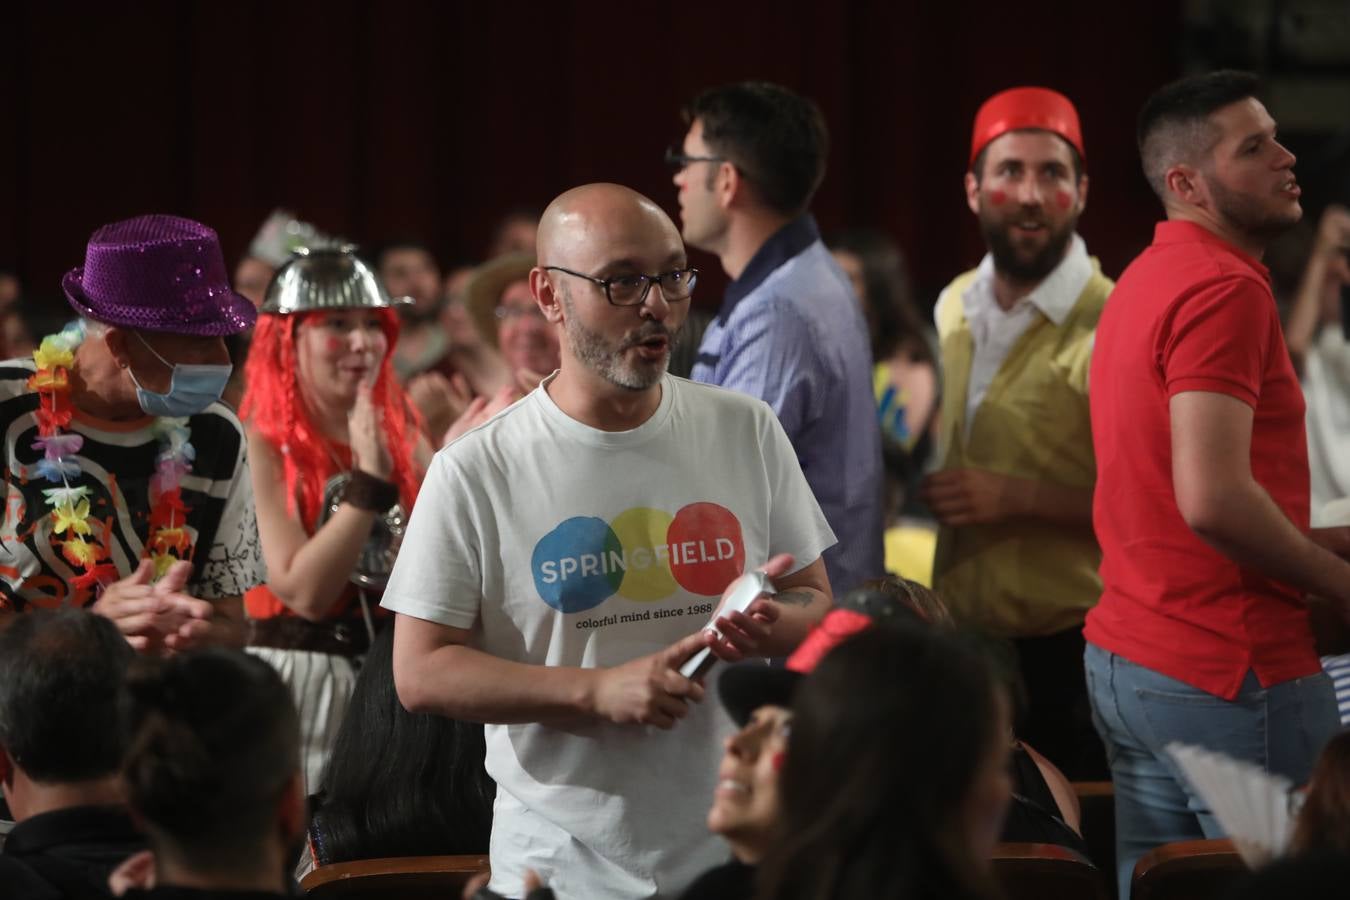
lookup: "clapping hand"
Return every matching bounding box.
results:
[349,381,393,479]
[92,558,214,654]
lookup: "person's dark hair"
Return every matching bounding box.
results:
[684,82,829,217]
[374,238,441,274]
[314,626,494,863]
[855,576,954,628]
[1292,730,1350,856]
[756,625,1002,900]
[826,228,930,364]
[0,609,134,783]
[971,133,1085,185]
[1137,70,1261,201]
[488,205,542,257]
[119,649,299,867]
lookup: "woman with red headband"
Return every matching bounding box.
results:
[240,247,430,793]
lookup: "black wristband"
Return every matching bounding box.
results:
[342,469,399,512]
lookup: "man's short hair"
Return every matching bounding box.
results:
[970,131,1085,185]
[1137,70,1262,200]
[373,238,440,274]
[684,82,829,218]
[120,649,300,865]
[0,609,134,782]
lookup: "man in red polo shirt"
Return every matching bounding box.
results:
[1086,70,1350,898]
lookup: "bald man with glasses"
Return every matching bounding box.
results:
[382,184,834,899]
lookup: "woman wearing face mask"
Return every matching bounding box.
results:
[240,247,430,793]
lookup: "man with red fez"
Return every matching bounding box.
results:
[921,87,1109,779]
[0,215,265,653]
[1086,71,1350,897]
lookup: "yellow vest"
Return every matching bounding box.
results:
[932,262,1111,637]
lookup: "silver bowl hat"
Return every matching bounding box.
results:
[259,246,413,315]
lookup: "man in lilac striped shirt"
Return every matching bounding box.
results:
[672,81,884,595]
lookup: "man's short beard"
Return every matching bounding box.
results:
[561,289,678,391]
[1207,175,1301,243]
[980,212,1077,284]
[398,303,443,327]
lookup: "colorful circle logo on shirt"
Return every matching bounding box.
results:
[531,502,745,613]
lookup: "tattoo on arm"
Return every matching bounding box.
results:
[774,590,815,607]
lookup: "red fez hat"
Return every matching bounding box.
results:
[969,86,1084,168]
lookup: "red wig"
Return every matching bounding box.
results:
[240,308,422,528]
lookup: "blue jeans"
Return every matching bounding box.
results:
[1084,643,1339,899]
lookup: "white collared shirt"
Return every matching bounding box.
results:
[939,234,1092,422]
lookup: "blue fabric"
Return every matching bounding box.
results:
[714,216,821,326]
[1322,654,1350,726]
[1084,643,1339,900]
[691,216,883,595]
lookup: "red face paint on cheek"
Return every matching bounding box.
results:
[1055,190,1073,210]
[989,190,1007,206]
[324,336,344,354]
[772,752,786,772]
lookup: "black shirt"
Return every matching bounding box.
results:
[0,804,145,899]
[678,858,755,900]
[123,890,289,900]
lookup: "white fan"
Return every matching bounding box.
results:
[1165,742,1299,867]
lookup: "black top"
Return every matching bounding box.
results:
[122,889,289,900]
[1225,851,1350,899]
[1001,744,1091,859]
[0,804,145,900]
[678,858,755,900]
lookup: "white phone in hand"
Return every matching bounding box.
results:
[679,570,776,680]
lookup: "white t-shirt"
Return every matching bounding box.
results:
[381,373,835,899]
[1304,325,1350,524]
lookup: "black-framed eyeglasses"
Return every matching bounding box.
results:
[543,266,698,307]
[664,147,726,169]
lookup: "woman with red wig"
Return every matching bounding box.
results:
[240,247,431,793]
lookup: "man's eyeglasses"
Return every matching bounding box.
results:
[664,147,725,169]
[543,266,698,307]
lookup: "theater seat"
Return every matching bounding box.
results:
[992,841,1110,900]
[1073,780,1116,885]
[1131,839,1247,900]
[300,854,491,898]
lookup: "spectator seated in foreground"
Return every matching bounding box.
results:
[301,626,494,878]
[864,577,1086,854]
[0,609,144,900]
[113,649,304,900]
[680,584,1013,900]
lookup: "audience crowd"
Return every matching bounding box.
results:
[1,69,1349,900]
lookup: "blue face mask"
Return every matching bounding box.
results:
[128,333,233,417]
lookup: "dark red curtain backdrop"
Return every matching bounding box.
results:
[1,1,1180,312]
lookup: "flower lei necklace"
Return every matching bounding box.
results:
[29,322,196,590]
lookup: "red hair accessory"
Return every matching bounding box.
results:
[969,86,1084,168]
[786,608,873,674]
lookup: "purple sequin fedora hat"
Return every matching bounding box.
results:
[62,214,257,336]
